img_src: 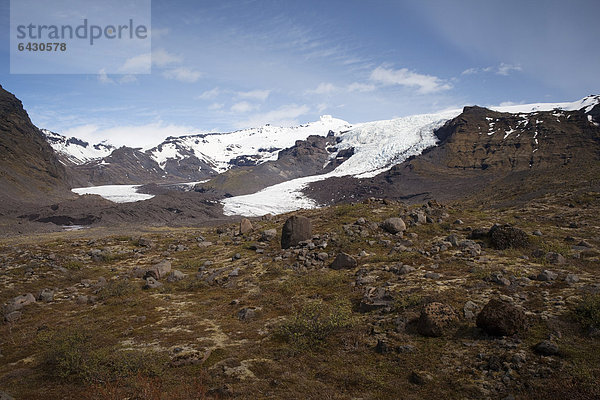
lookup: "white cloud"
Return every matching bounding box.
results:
[197,87,221,100]
[236,89,271,101]
[119,54,150,73]
[208,102,224,110]
[461,67,479,75]
[306,83,336,95]
[497,63,522,76]
[98,69,114,84]
[347,82,376,92]
[235,104,310,129]
[462,64,521,76]
[62,121,198,149]
[370,66,452,94]
[152,49,183,67]
[230,101,258,113]
[163,67,202,83]
[119,49,181,74]
[317,103,328,113]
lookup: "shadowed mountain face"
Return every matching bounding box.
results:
[0,85,71,209]
[305,104,600,207]
[200,134,347,196]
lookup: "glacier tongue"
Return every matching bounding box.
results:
[222,109,462,217]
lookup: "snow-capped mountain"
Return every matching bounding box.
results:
[146,115,351,173]
[42,115,352,185]
[41,129,115,165]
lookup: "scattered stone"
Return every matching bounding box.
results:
[281,216,312,249]
[375,339,391,354]
[453,219,464,225]
[424,272,440,279]
[536,270,558,281]
[533,340,559,356]
[198,241,213,248]
[545,252,566,265]
[317,252,329,261]
[37,288,54,302]
[417,302,457,337]
[239,218,253,235]
[396,345,416,353]
[2,293,36,315]
[533,230,543,236]
[167,270,186,282]
[238,307,260,321]
[143,277,163,290]
[476,298,527,336]
[489,225,530,249]
[330,252,357,270]
[136,237,154,248]
[260,229,277,242]
[409,370,434,385]
[397,265,415,275]
[463,301,480,320]
[359,287,394,312]
[446,234,460,247]
[565,274,580,284]
[4,311,22,323]
[229,268,240,277]
[409,211,426,225]
[381,217,406,234]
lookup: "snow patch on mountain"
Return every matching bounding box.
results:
[42,129,115,165]
[72,184,154,203]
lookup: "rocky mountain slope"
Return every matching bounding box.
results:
[43,116,351,187]
[304,98,600,208]
[0,85,71,209]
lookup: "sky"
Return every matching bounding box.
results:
[0,0,599,148]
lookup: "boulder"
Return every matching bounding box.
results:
[417,302,457,337]
[143,260,172,280]
[260,229,277,242]
[281,216,312,249]
[381,217,406,234]
[330,252,357,270]
[239,218,253,235]
[489,225,530,249]
[476,298,527,336]
[533,340,559,356]
[143,277,163,290]
[545,252,566,265]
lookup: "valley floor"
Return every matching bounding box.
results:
[0,190,599,399]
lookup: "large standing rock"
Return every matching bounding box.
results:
[281,216,312,249]
[476,298,527,336]
[417,302,457,337]
[381,218,406,234]
[330,252,358,270]
[239,218,253,235]
[143,260,172,280]
[489,225,530,249]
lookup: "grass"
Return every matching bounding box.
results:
[574,294,600,332]
[276,299,354,350]
[38,328,165,383]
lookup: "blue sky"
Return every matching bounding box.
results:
[0,0,599,147]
